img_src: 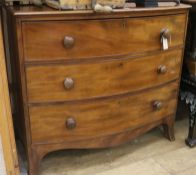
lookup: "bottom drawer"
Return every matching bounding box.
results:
[30,82,178,144]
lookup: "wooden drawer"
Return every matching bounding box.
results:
[30,82,178,144]
[26,49,182,103]
[22,14,186,61]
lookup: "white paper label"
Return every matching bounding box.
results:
[162,37,168,50]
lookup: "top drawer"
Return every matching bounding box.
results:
[22,14,186,61]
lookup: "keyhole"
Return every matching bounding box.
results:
[122,19,126,29]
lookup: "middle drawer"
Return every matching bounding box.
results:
[26,49,182,103]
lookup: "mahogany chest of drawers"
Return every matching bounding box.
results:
[4,3,190,175]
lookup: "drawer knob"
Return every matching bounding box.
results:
[64,36,75,48]
[161,28,171,40]
[64,78,74,90]
[66,117,76,129]
[157,65,167,74]
[153,101,163,110]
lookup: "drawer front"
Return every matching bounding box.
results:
[26,49,182,103]
[22,14,186,61]
[30,82,178,144]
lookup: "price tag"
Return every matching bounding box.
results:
[162,37,168,50]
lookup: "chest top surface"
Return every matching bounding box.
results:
[7,3,191,20]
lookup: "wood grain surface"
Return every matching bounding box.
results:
[30,81,178,144]
[26,49,182,103]
[0,8,20,175]
[22,14,186,61]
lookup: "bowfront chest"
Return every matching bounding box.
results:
[5,4,190,175]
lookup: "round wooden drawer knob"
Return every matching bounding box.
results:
[64,36,75,48]
[66,117,77,129]
[161,28,171,40]
[157,65,167,74]
[153,101,163,110]
[64,78,74,90]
